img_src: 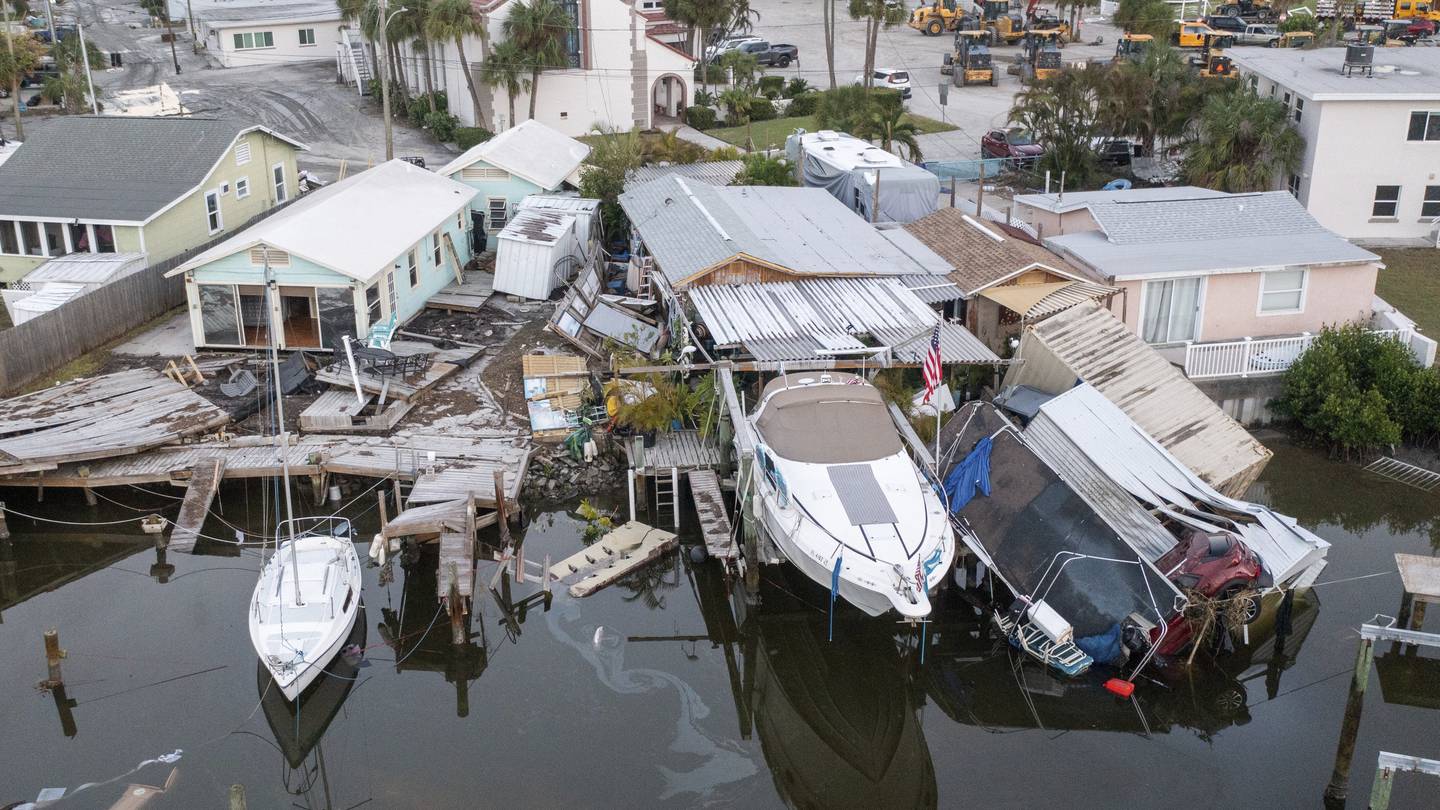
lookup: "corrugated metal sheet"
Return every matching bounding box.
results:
[626,161,745,187]
[24,253,148,285]
[688,278,998,364]
[494,211,576,300]
[1002,300,1271,497]
[898,274,965,304]
[1024,280,1117,320]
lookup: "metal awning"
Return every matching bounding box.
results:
[979,280,1118,320]
[688,277,999,365]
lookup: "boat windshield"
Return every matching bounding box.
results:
[757,382,902,464]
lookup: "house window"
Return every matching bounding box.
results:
[93,224,115,253]
[432,230,443,267]
[365,283,382,326]
[1372,185,1400,218]
[406,249,419,288]
[0,220,18,255]
[1259,269,1306,314]
[559,0,581,67]
[199,285,242,346]
[1407,111,1440,141]
[232,31,275,50]
[487,197,508,230]
[19,221,43,256]
[1423,186,1440,219]
[299,28,316,46]
[42,221,66,256]
[205,190,223,233]
[1292,97,1303,123]
[273,163,287,203]
[1288,174,1301,198]
[235,142,251,165]
[457,210,465,230]
[68,223,89,253]
[1141,277,1203,344]
[236,177,250,199]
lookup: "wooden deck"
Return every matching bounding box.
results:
[549,521,679,598]
[1397,554,1440,604]
[426,271,495,313]
[314,341,481,403]
[687,469,735,560]
[167,459,225,553]
[0,368,231,475]
[298,389,413,433]
[626,430,723,476]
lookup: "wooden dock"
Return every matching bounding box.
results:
[166,458,225,553]
[0,368,231,475]
[298,389,413,433]
[688,469,735,561]
[625,429,723,477]
[549,521,679,598]
[426,271,495,313]
[436,495,478,600]
[313,341,481,403]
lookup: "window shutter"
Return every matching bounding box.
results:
[461,166,509,181]
[235,142,252,165]
[250,246,290,267]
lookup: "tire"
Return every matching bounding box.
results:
[1220,582,1262,625]
[927,19,943,36]
[1267,38,1278,47]
[778,55,791,68]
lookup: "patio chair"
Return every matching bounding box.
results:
[367,312,398,351]
[219,367,258,398]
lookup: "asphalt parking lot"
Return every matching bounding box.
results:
[744,1,1124,160]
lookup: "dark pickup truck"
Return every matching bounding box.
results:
[733,40,799,68]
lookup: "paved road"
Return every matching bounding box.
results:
[14,0,455,180]
[738,1,1124,160]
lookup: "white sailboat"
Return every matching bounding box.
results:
[748,373,954,619]
[248,252,363,702]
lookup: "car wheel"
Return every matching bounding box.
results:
[778,56,791,68]
[1219,582,1262,625]
[927,20,943,36]
[1267,38,1278,47]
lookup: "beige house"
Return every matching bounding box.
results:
[0,117,305,284]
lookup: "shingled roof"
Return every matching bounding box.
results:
[0,117,305,223]
[903,207,1094,296]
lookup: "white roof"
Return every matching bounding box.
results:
[1231,47,1440,101]
[25,252,148,285]
[518,194,600,215]
[498,210,575,247]
[14,283,86,315]
[438,120,591,190]
[1013,186,1228,215]
[171,160,477,282]
[797,130,909,171]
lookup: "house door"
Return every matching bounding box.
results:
[279,288,320,349]
[1141,277,1203,344]
[237,286,270,347]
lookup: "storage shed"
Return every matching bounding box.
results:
[494,210,578,300]
[517,195,600,258]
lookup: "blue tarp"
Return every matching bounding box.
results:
[1075,624,1125,666]
[944,436,992,512]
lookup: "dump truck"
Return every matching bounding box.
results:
[943,30,999,85]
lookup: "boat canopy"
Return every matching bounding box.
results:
[756,375,902,464]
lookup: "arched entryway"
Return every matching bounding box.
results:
[651,74,687,124]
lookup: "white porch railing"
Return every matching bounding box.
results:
[1183,329,1412,379]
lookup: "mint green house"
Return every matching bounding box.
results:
[169,160,477,351]
[0,116,305,284]
[437,120,590,250]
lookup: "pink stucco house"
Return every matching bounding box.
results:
[1012,187,1427,379]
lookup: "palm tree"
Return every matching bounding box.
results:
[1009,67,1102,184]
[718,87,752,150]
[0,28,44,139]
[338,0,383,89]
[478,39,527,130]
[502,0,572,120]
[1183,88,1303,192]
[427,0,489,128]
[853,106,923,161]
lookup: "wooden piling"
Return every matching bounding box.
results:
[83,487,97,507]
[0,501,9,540]
[448,579,465,646]
[43,628,64,686]
[229,784,247,810]
[493,470,510,548]
[376,490,389,531]
[1323,634,1375,804]
[1369,763,1395,810]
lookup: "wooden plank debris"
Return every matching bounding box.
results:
[298,389,413,433]
[167,458,226,553]
[549,521,679,598]
[1396,553,1440,602]
[688,469,735,560]
[426,270,495,313]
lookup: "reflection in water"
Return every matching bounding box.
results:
[378,548,488,717]
[0,534,151,619]
[751,614,938,810]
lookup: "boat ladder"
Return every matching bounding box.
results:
[996,613,1094,677]
[653,466,681,529]
[1364,456,1440,492]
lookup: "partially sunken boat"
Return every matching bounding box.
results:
[749,373,954,619]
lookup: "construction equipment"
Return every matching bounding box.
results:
[1393,0,1440,23]
[910,0,965,35]
[974,0,1029,45]
[1192,33,1239,79]
[1113,32,1154,62]
[1019,30,1063,83]
[943,30,999,85]
[1027,11,1071,42]
[1213,0,1277,21]
[1174,19,1220,48]
[1278,30,1316,47]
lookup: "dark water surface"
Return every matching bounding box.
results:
[0,440,1437,808]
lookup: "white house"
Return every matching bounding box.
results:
[397,0,696,137]
[195,0,344,68]
[1231,47,1440,245]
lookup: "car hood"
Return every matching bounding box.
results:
[1011,143,1044,156]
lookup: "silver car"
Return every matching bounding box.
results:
[1236,24,1282,46]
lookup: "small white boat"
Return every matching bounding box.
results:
[748,373,954,619]
[249,517,363,701]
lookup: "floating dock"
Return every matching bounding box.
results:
[549,521,679,598]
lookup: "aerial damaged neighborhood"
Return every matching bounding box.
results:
[1,0,1439,806]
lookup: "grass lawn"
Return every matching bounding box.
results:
[1376,248,1440,337]
[705,113,956,153]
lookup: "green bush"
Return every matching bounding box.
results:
[694,87,715,107]
[736,153,796,186]
[783,78,812,99]
[425,111,459,143]
[685,105,717,130]
[785,91,818,117]
[758,75,785,99]
[406,91,451,124]
[696,63,727,85]
[1275,324,1440,457]
[748,96,777,122]
[815,86,902,133]
[455,127,494,150]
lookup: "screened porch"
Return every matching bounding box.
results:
[197,283,357,351]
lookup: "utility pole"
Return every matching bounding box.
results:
[186,0,198,54]
[379,0,394,161]
[161,5,181,74]
[1,1,16,141]
[77,21,98,115]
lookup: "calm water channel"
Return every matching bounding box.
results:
[0,440,1436,808]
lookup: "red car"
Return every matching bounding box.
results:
[1408,18,1436,37]
[981,128,1044,164]
[1152,529,1269,656]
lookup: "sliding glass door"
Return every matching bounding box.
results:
[1141,277,1203,344]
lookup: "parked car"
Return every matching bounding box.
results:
[1093,137,1142,165]
[981,128,1043,163]
[1235,23,1282,46]
[1152,528,1270,656]
[1204,14,1249,34]
[724,40,799,67]
[703,35,761,61]
[1406,17,1437,37]
[852,68,912,98]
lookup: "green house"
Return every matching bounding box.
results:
[0,116,306,284]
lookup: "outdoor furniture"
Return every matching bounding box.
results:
[219,368,258,398]
[367,312,398,350]
[277,351,310,394]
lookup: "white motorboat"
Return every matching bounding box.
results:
[249,516,363,701]
[748,373,954,619]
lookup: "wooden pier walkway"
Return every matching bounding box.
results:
[688,469,735,561]
[426,271,495,313]
[626,429,723,477]
[167,458,225,553]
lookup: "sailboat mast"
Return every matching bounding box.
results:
[263,247,304,606]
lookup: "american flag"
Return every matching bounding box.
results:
[921,322,942,403]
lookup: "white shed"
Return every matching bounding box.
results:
[517,195,601,257]
[2,252,149,325]
[494,210,578,300]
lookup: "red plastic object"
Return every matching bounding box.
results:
[1105,678,1135,698]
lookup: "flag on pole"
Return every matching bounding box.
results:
[828,555,842,642]
[921,322,943,403]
